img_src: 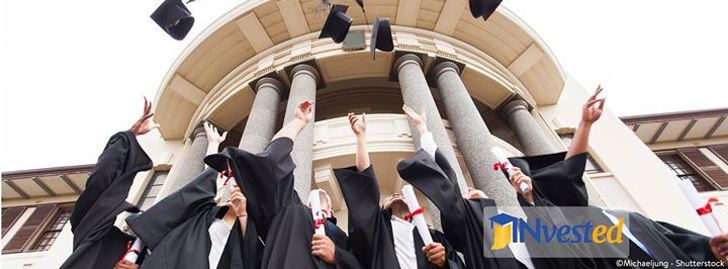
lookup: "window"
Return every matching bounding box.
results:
[658,153,717,192]
[31,206,72,251]
[2,203,74,254]
[137,171,169,210]
[558,133,605,174]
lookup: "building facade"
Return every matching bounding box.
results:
[621,108,728,231]
[3,0,727,267]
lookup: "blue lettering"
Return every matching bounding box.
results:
[556,225,571,243]
[571,224,584,243]
[518,218,540,242]
[542,224,559,243]
[583,222,593,243]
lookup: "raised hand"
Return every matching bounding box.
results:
[226,186,247,218]
[295,100,315,124]
[403,104,428,134]
[508,167,534,204]
[581,85,605,124]
[422,242,446,268]
[129,97,159,135]
[311,234,336,264]
[709,233,728,262]
[203,122,228,144]
[114,260,139,269]
[348,112,366,136]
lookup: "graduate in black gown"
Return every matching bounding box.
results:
[395,104,555,269]
[126,122,261,269]
[205,100,361,269]
[60,98,155,269]
[333,111,465,269]
[505,86,728,268]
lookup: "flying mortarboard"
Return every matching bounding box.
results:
[150,0,195,40]
[369,17,393,60]
[319,4,353,44]
[468,0,502,21]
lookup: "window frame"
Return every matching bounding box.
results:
[656,149,721,192]
[136,169,170,211]
[556,132,607,175]
[29,204,73,252]
[2,202,74,254]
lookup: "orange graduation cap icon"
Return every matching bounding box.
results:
[489,213,519,251]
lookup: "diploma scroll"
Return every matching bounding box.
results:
[677,179,723,236]
[309,190,326,236]
[220,177,237,203]
[402,185,433,245]
[123,238,144,262]
[491,147,529,193]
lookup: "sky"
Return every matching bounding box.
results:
[1,0,727,171]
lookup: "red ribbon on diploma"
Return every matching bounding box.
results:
[493,162,509,171]
[696,197,724,234]
[220,161,234,185]
[696,197,719,215]
[313,211,328,230]
[118,239,139,263]
[404,207,425,222]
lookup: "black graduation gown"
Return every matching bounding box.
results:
[126,168,262,269]
[60,131,152,269]
[205,137,361,269]
[397,149,533,269]
[334,164,465,269]
[510,151,721,268]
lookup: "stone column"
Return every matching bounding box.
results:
[500,100,557,156]
[395,54,465,231]
[282,64,319,201]
[156,124,208,200]
[239,78,285,153]
[395,54,468,192]
[432,61,520,208]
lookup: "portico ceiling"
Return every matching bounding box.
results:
[154,0,566,140]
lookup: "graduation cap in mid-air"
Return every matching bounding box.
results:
[468,0,502,21]
[150,0,195,40]
[369,17,393,60]
[319,4,353,43]
[354,0,364,11]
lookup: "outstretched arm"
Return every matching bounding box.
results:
[566,85,605,160]
[204,122,228,158]
[348,112,370,172]
[128,97,160,136]
[273,100,314,141]
[224,185,249,237]
[403,105,436,160]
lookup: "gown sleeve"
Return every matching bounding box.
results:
[509,152,589,207]
[126,168,219,250]
[329,224,363,269]
[431,229,466,269]
[70,131,152,248]
[655,220,718,262]
[333,165,382,268]
[205,137,296,239]
[396,149,468,248]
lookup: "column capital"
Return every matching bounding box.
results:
[290,63,319,82]
[394,53,424,74]
[501,99,531,117]
[254,77,284,96]
[431,61,460,80]
[188,122,207,141]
